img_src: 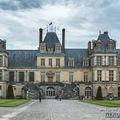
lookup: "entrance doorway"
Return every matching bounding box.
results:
[46,87,55,99]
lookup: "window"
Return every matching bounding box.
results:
[56,72,60,82]
[97,56,102,66]
[97,70,102,81]
[109,56,114,66]
[41,72,45,82]
[69,72,74,82]
[96,42,101,50]
[56,59,60,67]
[68,58,74,67]
[0,70,2,81]
[108,42,114,50]
[29,72,34,82]
[0,56,2,67]
[85,87,92,98]
[119,72,120,81]
[19,72,24,82]
[109,70,114,81]
[83,60,89,66]
[41,59,45,66]
[49,59,52,66]
[9,72,14,82]
[84,72,88,82]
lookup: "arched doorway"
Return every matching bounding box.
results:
[46,87,55,99]
[118,87,120,98]
[85,87,92,99]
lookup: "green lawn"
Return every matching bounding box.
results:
[0,99,28,107]
[81,100,120,107]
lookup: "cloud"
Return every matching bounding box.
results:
[0,0,120,49]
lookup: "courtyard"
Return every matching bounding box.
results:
[0,100,120,120]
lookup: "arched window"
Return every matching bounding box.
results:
[85,87,92,98]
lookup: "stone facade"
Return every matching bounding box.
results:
[0,28,120,99]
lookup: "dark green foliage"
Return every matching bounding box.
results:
[6,85,14,99]
[96,86,103,100]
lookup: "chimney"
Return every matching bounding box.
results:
[88,41,92,55]
[39,28,43,44]
[62,28,65,49]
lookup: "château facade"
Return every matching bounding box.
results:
[0,27,120,99]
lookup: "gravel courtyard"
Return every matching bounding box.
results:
[0,100,119,120]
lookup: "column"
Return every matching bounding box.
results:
[106,56,108,65]
[94,56,96,66]
[114,56,117,66]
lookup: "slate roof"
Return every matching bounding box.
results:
[44,32,61,50]
[93,32,115,51]
[65,49,88,67]
[8,50,39,68]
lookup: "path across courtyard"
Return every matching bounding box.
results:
[0,99,120,120]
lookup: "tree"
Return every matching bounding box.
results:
[96,86,103,100]
[6,85,14,99]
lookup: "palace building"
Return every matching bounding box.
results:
[0,26,120,99]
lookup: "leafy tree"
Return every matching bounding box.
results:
[6,85,14,99]
[96,86,103,100]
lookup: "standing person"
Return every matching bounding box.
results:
[39,91,41,102]
[59,94,62,101]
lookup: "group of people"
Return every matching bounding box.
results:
[55,94,62,101]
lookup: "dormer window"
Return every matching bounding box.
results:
[96,40,102,50]
[68,57,74,67]
[40,43,46,53]
[83,58,89,67]
[55,43,61,53]
[108,40,114,50]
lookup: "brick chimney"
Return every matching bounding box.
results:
[62,28,65,49]
[39,28,43,44]
[88,41,92,55]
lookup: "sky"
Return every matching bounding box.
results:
[0,0,120,49]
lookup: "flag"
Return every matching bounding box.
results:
[49,22,52,25]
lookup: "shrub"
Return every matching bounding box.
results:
[96,86,103,100]
[6,85,14,99]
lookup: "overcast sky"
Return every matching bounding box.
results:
[0,0,120,49]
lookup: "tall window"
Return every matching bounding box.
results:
[69,72,74,82]
[56,72,60,82]
[109,70,114,81]
[41,72,45,82]
[97,70,102,81]
[0,70,2,81]
[109,56,114,66]
[0,56,2,67]
[49,59,52,66]
[29,72,34,82]
[19,72,24,82]
[56,59,60,67]
[9,72,14,82]
[96,42,101,50]
[84,72,88,82]
[97,56,102,66]
[41,59,45,66]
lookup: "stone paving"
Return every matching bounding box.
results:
[0,100,120,120]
